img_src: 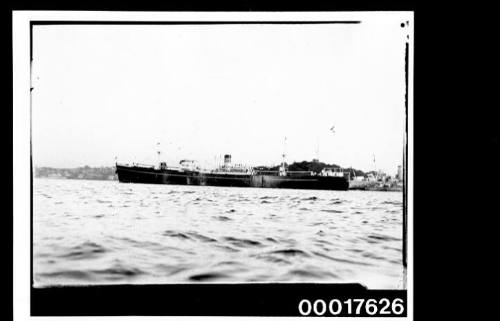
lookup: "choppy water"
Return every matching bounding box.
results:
[34,178,404,288]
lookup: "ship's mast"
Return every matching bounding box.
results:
[283,136,287,163]
[156,142,161,166]
[315,135,320,161]
[280,136,287,176]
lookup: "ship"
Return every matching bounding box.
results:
[115,154,349,191]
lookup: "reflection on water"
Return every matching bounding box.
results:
[33,178,404,288]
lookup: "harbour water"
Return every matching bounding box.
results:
[33,178,404,288]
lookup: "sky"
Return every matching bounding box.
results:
[32,18,408,175]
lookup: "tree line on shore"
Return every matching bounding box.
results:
[254,160,367,177]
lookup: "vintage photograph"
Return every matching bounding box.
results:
[31,13,411,290]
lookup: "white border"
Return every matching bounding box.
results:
[13,10,414,321]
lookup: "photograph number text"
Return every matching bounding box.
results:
[298,297,405,317]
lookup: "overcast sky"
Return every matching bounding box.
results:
[32,19,407,175]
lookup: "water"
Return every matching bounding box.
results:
[33,178,404,288]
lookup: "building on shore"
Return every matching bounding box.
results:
[396,165,403,181]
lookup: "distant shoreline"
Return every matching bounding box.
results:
[35,162,403,192]
[34,161,388,179]
[35,176,116,182]
[35,166,117,181]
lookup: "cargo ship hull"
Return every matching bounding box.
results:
[116,164,349,191]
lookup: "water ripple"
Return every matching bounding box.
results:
[223,236,263,247]
[58,241,107,260]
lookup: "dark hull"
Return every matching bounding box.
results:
[116,165,349,191]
